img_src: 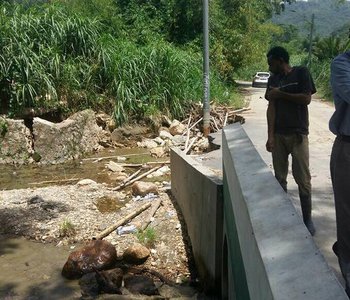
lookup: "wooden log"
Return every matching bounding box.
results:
[141,198,162,231]
[94,202,152,240]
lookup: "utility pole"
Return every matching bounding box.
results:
[307,13,315,69]
[202,0,210,137]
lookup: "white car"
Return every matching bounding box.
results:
[252,72,270,88]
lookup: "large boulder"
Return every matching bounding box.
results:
[62,240,117,279]
[123,243,150,265]
[131,181,158,196]
[169,120,186,136]
[111,125,148,145]
[33,109,102,164]
[0,117,33,164]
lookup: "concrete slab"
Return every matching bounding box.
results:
[241,87,342,284]
[222,124,347,299]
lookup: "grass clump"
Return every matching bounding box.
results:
[59,219,76,237]
[135,227,157,248]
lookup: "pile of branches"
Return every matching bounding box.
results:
[179,103,249,154]
[182,103,248,133]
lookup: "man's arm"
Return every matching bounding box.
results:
[266,88,311,105]
[266,100,275,152]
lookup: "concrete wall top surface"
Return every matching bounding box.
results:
[223,124,347,299]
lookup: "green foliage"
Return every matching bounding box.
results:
[0,119,8,137]
[313,36,350,61]
[0,0,279,123]
[136,227,157,248]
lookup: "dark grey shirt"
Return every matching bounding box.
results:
[267,66,316,135]
[329,51,350,136]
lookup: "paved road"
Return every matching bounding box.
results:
[241,87,342,283]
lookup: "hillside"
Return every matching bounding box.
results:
[271,0,350,37]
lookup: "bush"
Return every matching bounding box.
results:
[0,2,242,124]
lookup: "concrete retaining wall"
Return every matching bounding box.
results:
[170,147,223,293]
[222,124,347,299]
[170,124,347,299]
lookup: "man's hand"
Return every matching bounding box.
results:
[265,87,281,102]
[266,136,274,153]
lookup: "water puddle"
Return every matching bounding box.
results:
[0,235,81,299]
[95,195,123,214]
[0,147,169,190]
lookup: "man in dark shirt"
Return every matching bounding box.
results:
[265,46,317,236]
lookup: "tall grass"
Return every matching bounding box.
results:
[311,60,332,100]
[0,2,241,124]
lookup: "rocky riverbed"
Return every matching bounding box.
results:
[0,181,192,282]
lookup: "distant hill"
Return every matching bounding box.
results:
[271,0,350,37]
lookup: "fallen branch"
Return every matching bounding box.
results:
[94,202,152,240]
[112,165,162,191]
[141,198,162,231]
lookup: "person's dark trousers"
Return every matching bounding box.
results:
[331,136,350,297]
[272,133,315,235]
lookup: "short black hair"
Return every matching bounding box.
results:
[267,46,290,64]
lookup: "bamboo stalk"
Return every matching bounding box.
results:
[141,198,162,231]
[122,169,142,184]
[228,107,251,115]
[184,137,198,154]
[181,117,203,136]
[223,111,228,127]
[184,115,192,150]
[112,165,162,191]
[211,116,220,132]
[94,202,152,240]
